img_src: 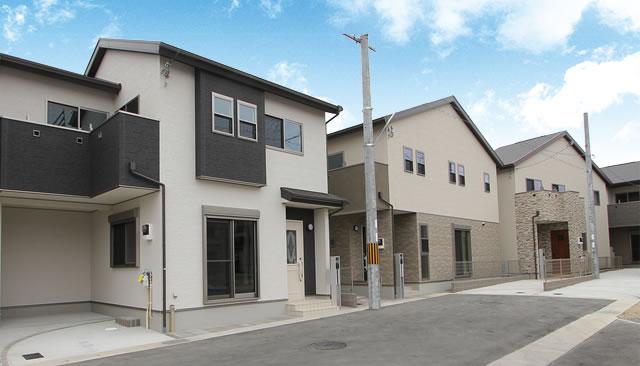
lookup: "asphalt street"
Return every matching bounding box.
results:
[75,294,610,366]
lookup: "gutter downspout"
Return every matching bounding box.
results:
[378,192,394,253]
[130,161,167,333]
[325,106,343,125]
[532,210,540,279]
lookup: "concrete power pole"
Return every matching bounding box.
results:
[344,33,381,310]
[583,112,600,279]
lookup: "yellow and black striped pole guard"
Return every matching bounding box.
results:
[367,242,380,264]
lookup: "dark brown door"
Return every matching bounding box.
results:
[632,234,640,262]
[551,230,570,259]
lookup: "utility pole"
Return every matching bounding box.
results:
[583,112,599,279]
[344,33,381,310]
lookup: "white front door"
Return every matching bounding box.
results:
[286,220,305,301]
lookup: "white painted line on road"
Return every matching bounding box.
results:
[487,298,639,366]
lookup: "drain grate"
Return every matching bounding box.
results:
[516,291,525,294]
[22,353,44,360]
[553,293,563,296]
[308,341,347,351]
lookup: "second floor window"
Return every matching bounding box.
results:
[458,164,465,186]
[416,150,426,176]
[328,152,345,170]
[237,101,257,141]
[484,173,491,192]
[265,115,303,153]
[449,162,456,184]
[552,184,566,192]
[403,147,414,173]
[615,191,640,203]
[593,190,601,206]
[526,178,543,192]
[212,93,234,135]
[47,101,108,131]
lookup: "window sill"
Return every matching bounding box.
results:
[266,145,304,156]
[212,129,235,137]
[204,297,260,307]
[238,135,258,143]
[110,265,138,269]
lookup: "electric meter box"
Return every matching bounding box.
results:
[142,224,153,241]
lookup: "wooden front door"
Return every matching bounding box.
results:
[551,230,570,259]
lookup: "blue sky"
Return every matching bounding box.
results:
[1,0,639,166]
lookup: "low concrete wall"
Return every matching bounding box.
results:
[452,275,531,292]
[543,276,592,291]
[1,301,92,319]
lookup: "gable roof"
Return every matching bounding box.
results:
[602,161,640,187]
[496,131,612,185]
[327,96,502,165]
[0,52,121,93]
[85,39,341,114]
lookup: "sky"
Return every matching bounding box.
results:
[1,0,639,167]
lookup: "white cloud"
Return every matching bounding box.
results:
[268,61,309,94]
[228,0,241,13]
[33,0,75,25]
[1,4,28,42]
[371,0,424,44]
[260,0,283,18]
[90,16,120,47]
[516,52,640,131]
[613,120,640,142]
[596,0,640,32]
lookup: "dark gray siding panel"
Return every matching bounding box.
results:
[0,118,91,195]
[117,114,159,189]
[90,115,120,195]
[286,207,316,295]
[195,69,266,186]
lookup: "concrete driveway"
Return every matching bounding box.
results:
[74,294,609,366]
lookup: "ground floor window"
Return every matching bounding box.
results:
[420,225,429,280]
[454,229,472,277]
[205,218,257,301]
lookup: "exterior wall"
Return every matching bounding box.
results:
[607,185,640,204]
[415,212,500,281]
[1,207,92,307]
[94,49,331,311]
[394,213,419,283]
[610,227,640,264]
[0,66,116,123]
[386,104,499,223]
[328,163,389,215]
[514,191,586,273]
[497,168,517,260]
[512,137,610,257]
[327,124,389,166]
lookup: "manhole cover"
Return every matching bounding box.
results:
[308,341,347,351]
[22,353,44,360]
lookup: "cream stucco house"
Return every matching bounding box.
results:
[327,97,503,297]
[0,39,346,331]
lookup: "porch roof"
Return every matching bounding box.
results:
[280,187,347,208]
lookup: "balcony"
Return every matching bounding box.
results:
[608,201,640,228]
[0,112,159,205]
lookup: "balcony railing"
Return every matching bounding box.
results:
[607,202,640,228]
[0,112,159,201]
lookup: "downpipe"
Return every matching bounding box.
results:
[531,210,540,279]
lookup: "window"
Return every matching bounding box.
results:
[526,178,543,192]
[593,190,601,206]
[212,93,234,135]
[110,218,137,268]
[616,191,640,203]
[403,147,414,173]
[47,101,108,131]
[119,96,139,114]
[237,101,257,141]
[265,115,283,148]
[420,225,429,280]
[448,162,456,184]
[552,184,566,192]
[458,164,465,186]
[328,152,345,170]
[205,218,257,301]
[483,173,491,193]
[454,229,472,277]
[416,150,426,176]
[284,120,302,152]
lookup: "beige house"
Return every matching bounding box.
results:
[602,161,640,265]
[495,132,612,275]
[327,97,502,297]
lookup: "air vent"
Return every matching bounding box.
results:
[76,137,83,145]
[33,129,40,137]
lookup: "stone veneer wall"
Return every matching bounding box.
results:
[329,209,395,286]
[415,213,500,281]
[394,213,420,283]
[537,222,570,259]
[515,190,586,273]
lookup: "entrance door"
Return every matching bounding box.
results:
[551,230,570,259]
[632,234,640,262]
[286,220,305,301]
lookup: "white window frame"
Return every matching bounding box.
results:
[403,146,414,173]
[458,164,466,186]
[448,161,457,184]
[483,172,491,193]
[211,92,235,137]
[283,119,304,154]
[416,150,426,177]
[237,100,258,142]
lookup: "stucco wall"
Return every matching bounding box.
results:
[1,207,92,307]
[610,227,640,264]
[497,168,517,260]
[327,124,389,166]
[386,104,500,223]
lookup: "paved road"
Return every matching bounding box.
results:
[551,319,640,366]
[75,295,609,366]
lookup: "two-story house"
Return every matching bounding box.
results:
[327,96,502,298]
[602,161,640,265]
[495,132,612,275]
[0,39,345,331]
